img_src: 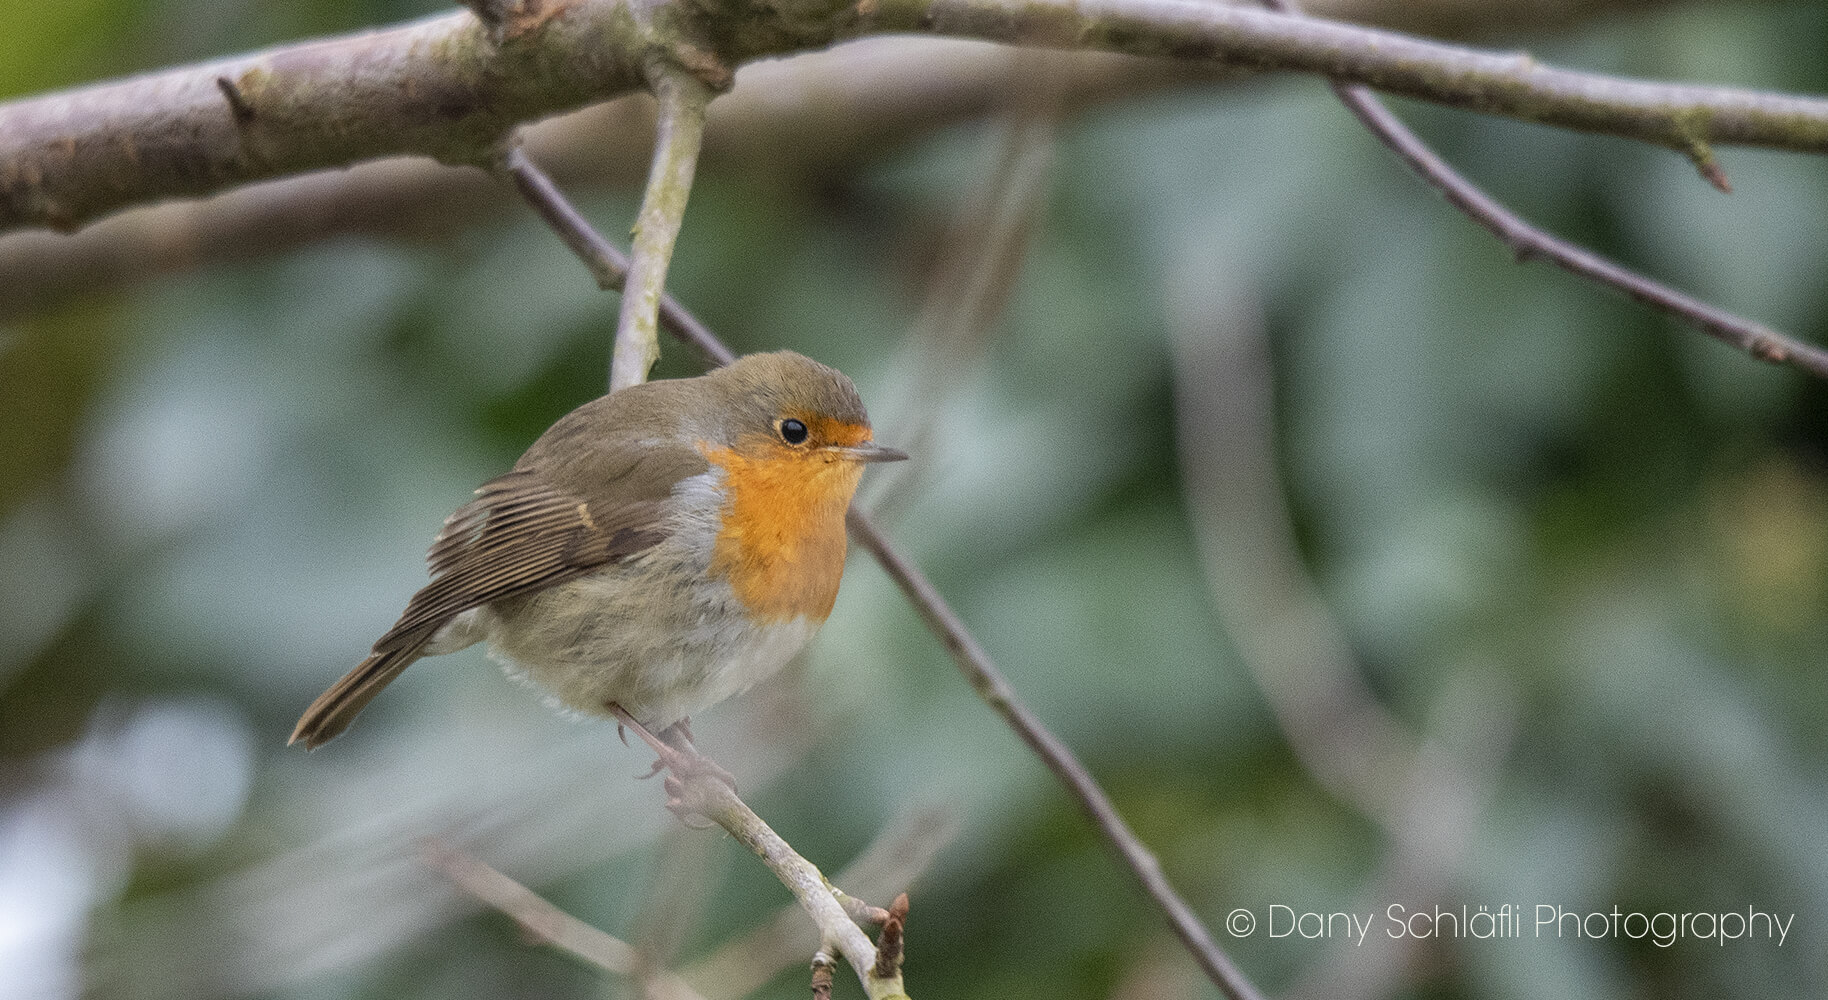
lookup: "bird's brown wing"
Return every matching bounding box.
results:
[288,469,671,749]
[380,471,668,647]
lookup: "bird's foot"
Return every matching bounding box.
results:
[656,720,738,793]
[604,704,738,797]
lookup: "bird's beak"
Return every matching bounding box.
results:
[830,441,909,463]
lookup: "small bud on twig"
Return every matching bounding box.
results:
[215,77,256,123]
[1685,139,1734,193]
[811,950,836,1000]
[872,893,910,980]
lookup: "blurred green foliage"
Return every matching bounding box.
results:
[3,2,1827,999]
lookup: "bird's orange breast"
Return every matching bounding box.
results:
[700,440,865,623]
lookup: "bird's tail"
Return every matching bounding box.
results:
[289,640,430,749]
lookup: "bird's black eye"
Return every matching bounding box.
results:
[779,418,809,444]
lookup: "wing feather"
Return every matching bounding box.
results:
[375,470,665,649]
[293,409,707,749]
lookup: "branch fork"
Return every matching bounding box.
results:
[632,722,912,998]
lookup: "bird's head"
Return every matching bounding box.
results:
[698,351,908,469]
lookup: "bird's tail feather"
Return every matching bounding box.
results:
[289,640,430,749]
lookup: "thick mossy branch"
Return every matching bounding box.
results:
[8,0,1828,235]
[0,6,648,232]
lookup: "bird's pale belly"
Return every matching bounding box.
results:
[438,560,822,731]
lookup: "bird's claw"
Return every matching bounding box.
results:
[663,775,719,829]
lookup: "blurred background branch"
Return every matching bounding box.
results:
[865,49,1065,519]
[1172,284,1423,828]
[421,836,711,999]
[1170,280,1518,1000]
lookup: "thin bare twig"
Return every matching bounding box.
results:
[507,153,1266,1000]
[612,65,714,391]
[1255,0,1828,379]
[420,837,709,1000]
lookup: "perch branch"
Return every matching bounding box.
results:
[657,744,908,999]
[683,806,955,996]
[507,153,1264,1000]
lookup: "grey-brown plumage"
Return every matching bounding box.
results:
[289,352,897,749]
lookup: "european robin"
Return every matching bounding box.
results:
[289,351,906,750]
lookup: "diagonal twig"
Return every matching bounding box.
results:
[503,146,733,367]
[843,511,1267,1000]
[506,150,1267,1000]
[1255,0,1828,380]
